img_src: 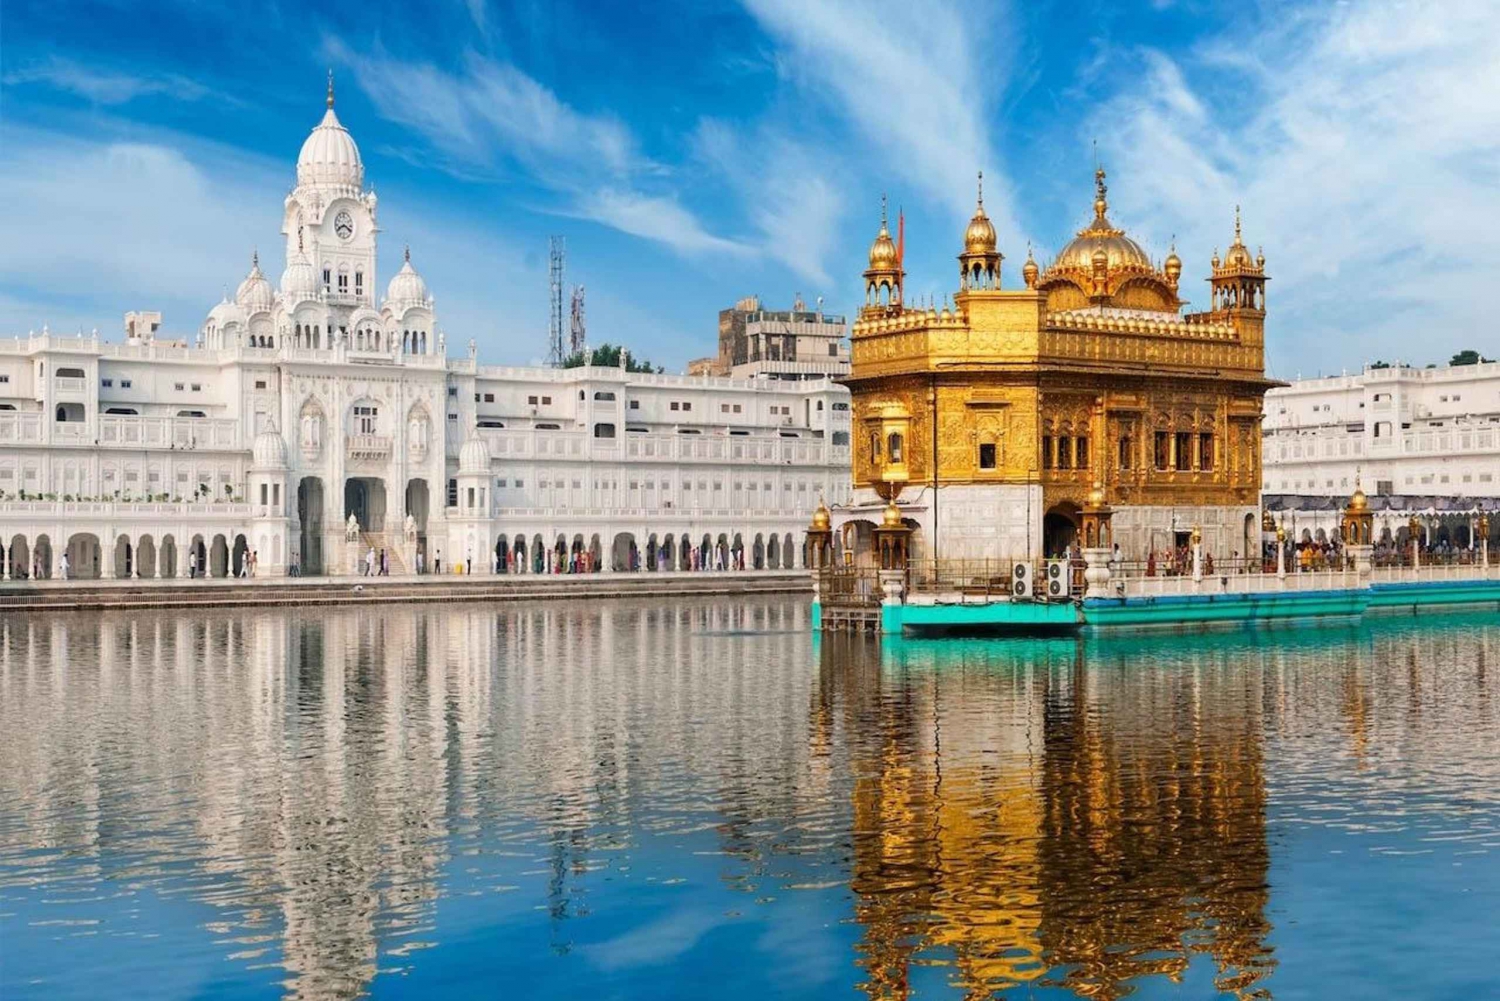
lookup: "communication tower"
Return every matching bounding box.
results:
[548,236,566,366]
[569,285,586,355]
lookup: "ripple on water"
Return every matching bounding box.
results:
[2,604,1500,999]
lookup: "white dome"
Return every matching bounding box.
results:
[385,248,429,306]
[459,432,491,473]
[297,106,363,188]
[207,298,242,326]
[253,427,289,469]
[280,251,318,301]
[235,252,276,312]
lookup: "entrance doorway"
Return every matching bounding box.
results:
[1043,504,1080,557]
[298,477,325,575]
[344,477,387,532]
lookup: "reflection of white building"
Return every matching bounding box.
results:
[1263,362,1500,546]
[0,83,851,580]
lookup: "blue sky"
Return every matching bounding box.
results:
[2,0,1498,377]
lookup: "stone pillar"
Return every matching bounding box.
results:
[1083,547,1112,599]
[1276,527,1287,579]
[878,568,905,607]
[1349,543,1373,578]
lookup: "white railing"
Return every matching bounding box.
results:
[97,415,240,450]
[1370,564,1500,585]
[54,376,88,392]
[1118,568,1361,598]
[477,426,847,467]
[0,500,253,519]
[53,422,90,441]
[347,434,392,460]
[491,506,813,521]
[0,412,44,443]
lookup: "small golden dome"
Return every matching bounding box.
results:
[867,196,899,271]
[1221,207,1254,268]
[810,499,831,531]
[1261,509,1276,532]
[1256,248,1266,269]
[962,171,997,254]
[1348,487,1368,512]
[881,501,903,529]
[1022,245,1039,288]
[1086,483,1106,508]
[1276,525,1286,544]
[1164,243,1182,280]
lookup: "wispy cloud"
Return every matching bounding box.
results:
[324,38,747,260]
[694,119,842,285]
[743,0,1020,244]
[1089,0,1500,374]
[2,55,216,105]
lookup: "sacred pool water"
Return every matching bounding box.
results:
[2,598,1499,999]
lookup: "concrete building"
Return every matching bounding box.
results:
[696,295,850,381]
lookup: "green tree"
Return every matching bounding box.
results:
[1449,349,1493,366]
[562,342,662,373]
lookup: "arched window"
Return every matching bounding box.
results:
[869,431,882,460]
[887,433,903,463]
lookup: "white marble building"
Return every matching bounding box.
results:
[0,85,851,580]
[1263,360,1500,545]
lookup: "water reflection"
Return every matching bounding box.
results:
[823,635,1275,999]
[2,603,1499,999]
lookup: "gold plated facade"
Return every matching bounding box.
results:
[846,166,1274,547]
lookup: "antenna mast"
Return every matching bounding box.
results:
[569,284,586,356]
[548,236,566,366]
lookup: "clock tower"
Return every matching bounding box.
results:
[283,74,379,311]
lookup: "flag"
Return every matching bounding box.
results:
[896,208,905,270]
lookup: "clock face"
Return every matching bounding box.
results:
[334,210,354,240]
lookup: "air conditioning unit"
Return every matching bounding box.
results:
[1046,559,1068,598]
[1011,562,1033,598]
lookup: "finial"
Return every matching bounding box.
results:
[1234,204,1242,242]
[404,244,411,263]
[1093,161,1108,220]
[880,192,888,229]
[251,248,259,268]
[976,170,984,210]
[326,69,335,108]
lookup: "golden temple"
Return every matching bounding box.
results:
[837,168,1276,562]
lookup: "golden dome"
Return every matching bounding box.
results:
[881,500,903,529]
[1022,245,1039,288]
[1220,206,1255,269]
[962,171,997,254]
[867,196,899,271]
[1164,243,1182,281]
[1086,482,1107,508]
[1348,487,1368,512]
[1049,166,1154,274]
[810,499,831,531]
[1261,509,1276,532]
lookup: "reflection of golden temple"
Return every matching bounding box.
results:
[829,163,1277,563]
[826,638,1277,1000]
